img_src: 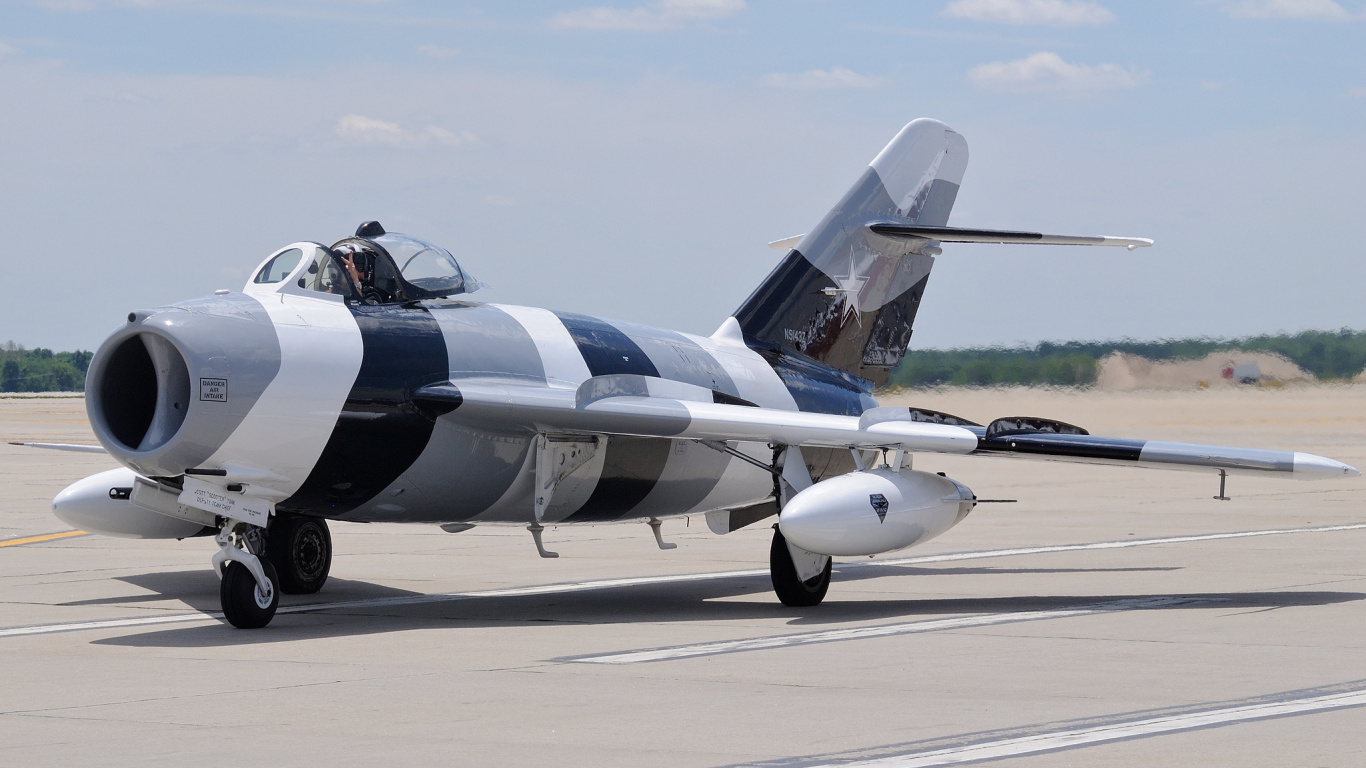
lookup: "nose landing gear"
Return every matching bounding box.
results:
[213,515,334,628]
[213,520,280,629]
[220,558,280,628]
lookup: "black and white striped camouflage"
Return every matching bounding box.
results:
[75,119,1357,538]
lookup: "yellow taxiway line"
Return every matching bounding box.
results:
[0,530,89,548]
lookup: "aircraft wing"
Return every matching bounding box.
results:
[424,377,1356,480]
[421,376,979,455]
[861,408,1357,479]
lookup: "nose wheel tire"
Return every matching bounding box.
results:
[770,527,832,607]
[220,559,280,629]
[267,516,332,595]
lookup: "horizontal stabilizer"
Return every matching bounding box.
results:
[859,406,981,430]
[984,417,1087,439]
[766,234,804,251]
[868,223,1154,250]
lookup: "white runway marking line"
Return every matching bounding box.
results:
[565,596,1220,664]
[797,687,1366,767]
[1,522,1362,639]
[864,522,1366,568]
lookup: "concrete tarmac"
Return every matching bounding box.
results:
[1,387,1364,766]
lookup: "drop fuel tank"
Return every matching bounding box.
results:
[778,468,976,557]
[53,468,215,539]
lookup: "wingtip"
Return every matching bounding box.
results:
[1293,452,1360,479]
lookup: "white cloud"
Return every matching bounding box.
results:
[337,114,403,144]
[335,115,475,147]
[36,0,98,9]
[968,51,1147,94]
[550,0,744,31]
[482,194,515,206]
[941,0,1115,25]
[1220,0,1353,19]
[1351,86,1366,97]
[417,44,459,59]
[37,0,197,8]
[758,67,887,90]
[0,42,17,57]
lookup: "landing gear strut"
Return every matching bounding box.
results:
[769,526,832,607]
[266,515,332,594]
[214,519,280,629]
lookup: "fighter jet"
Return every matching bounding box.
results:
[43,118,1358,628]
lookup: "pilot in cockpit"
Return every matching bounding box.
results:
[339,252,367,294]
[337,248,391,305]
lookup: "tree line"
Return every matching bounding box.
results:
[6,328,1366,392]
[888,328,1366,388]
[1,342,92,393]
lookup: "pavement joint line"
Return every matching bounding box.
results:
[0,530,89,548]
[559,596,1225,664]
[764,684,1366,768]
[1,522,1362,639]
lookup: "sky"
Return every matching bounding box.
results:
[2,0,1365,352]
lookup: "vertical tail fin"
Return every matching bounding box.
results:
[734,119,968,387]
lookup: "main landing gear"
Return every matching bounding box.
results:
[214,515,333,629]
[769,525,832,607]
[267,515,332,594]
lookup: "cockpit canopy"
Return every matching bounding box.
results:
[244,221,483,305]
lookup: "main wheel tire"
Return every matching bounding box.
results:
[267,515,332,595]
[770,527,832,607]
[220,559,280,629]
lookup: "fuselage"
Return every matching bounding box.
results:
[85,288,876,527]
[296,296,882,524]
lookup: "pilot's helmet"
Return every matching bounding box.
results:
[341,247,375,282]
[352,250,375,278]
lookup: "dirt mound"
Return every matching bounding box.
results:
[1097,351,1312,391]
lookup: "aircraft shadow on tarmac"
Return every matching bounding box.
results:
[63,569,420,614]
[88,564,1365,649]
[67,563,1181,613]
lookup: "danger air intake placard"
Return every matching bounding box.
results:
[199,378,227,402]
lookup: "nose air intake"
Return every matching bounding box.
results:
[86,294,283,478]
[94,332,191,452]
